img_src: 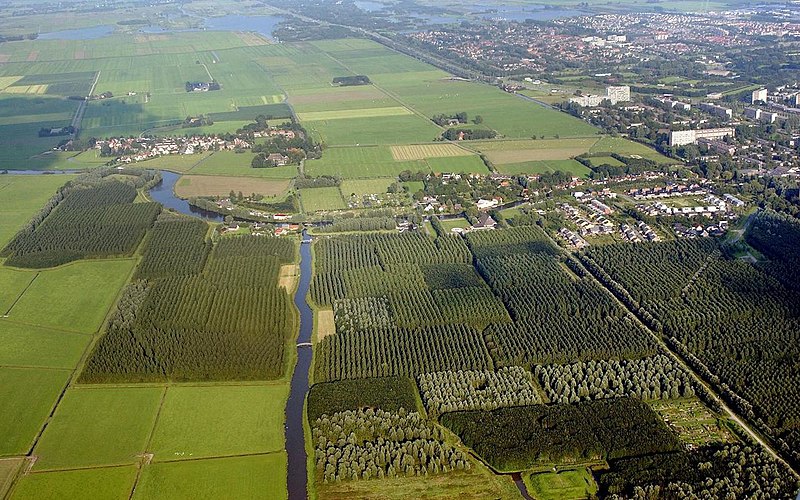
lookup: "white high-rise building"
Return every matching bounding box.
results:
[751,88,767,104]
[606,86,631,104]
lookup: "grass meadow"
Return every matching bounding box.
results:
[525,468,598,500]
[0,367,70,456]
[0,175,72,247]
[0,322,90,370]
[497,159,592,177]
[33,386,163,470]
[340,178,395,197]
[7,259,135,334]
[174,175,290,198]
[133,454,287,500]
[299,187,346,212]
[9,466,137,500]
[187,151,298,178]
[149,384,288,461]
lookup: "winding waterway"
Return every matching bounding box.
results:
[286,231,313,499]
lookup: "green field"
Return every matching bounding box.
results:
[589,137,674,164]
[0,458,23,498]
[133,454,287,500]
[0,322,90,369]
[587,155,625,167]
[186,151,298,178]
[526,468,599,500]
[7,259,136,334]
[33,387,163,470]
[0,175,72,247]
[300,187,346,212]
[305,115,441,146]
[305,146,428,179]
[0,367,70,456]
[149,384,288,461]
[0,268,36,314]
[10,466,137,500]
[340,178,395,197]
[496,159,592,177]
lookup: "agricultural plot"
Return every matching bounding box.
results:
[7,259,136,334]
[9,466,137,500]
[303,114,441,146]
[133,454,287,500]
[149,384,288,461]
[495,159,591,176]
[297,106,413,121]
[589,136,673,164]
[0,367,70,456]
[340,178,394,197]
[649,398,735,446]
[305,146,428,179]
[390,143,473,161]
[0,268,36,314]
[174,175,290,198]
[470,138,599,164]
[0,458,23,499]
[586,155,625,167]
[32,386,163,470]
[0,96,78,167]
[300,187,346,212]
[0,322,90,370]
[187,151,297,178]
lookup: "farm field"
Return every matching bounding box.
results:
[133,152,214,173]
[589,136,674,164]
[7,259,136,334]
[32,386,163,470]
[390,143,472,160]
[174,175,290,198]
[587,155,625,167]
[133,454,287,500]
[340,178,394,197]
[0,458,22,498]
[300,187,346,212]
[149,384,288,461]
[9,466,138,500]
[0,322,90,369]
[496,159,592,176]
[0,175,71,247]
[0,367,70,456]
[186,151,298,178]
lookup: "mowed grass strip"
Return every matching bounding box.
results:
[33,387,163,470]
[390,144,472,161]
[8,260,136,335]
[174,175,290,198]
[0,367,70,456]
[298,106,413,121]
[9,466,137,500]
[132,454,287,500]
[149,385,288,461]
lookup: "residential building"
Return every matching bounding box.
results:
[699,102,733,119]
[668,127,735,146]
[744,107,762,120]
[606,85,631,104]
[751,88,768,104]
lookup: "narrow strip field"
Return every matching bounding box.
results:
[298,106,413,121]
[174,175,290,198]
[390,144,472,161]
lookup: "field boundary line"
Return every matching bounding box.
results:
[2,272,39,317]
[151,450,285,465]
[127,386,168,500]
[0,318,92,337]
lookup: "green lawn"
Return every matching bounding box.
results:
[131,152,213,173]
[7,259,135,334]
[586,156,625,167]
[149,384,288,461]
[0,367,70,456]
[304,115,442,146]
[0,175,72,248]
[440,218,471,232]
[133,454,287,500]
[299,187,346,212]
[10,466,137,500]
[0,321,90,370]
[496,159,592,177]
[525,468,598,500]
[427,155,489,174]
[33,387,163,470]
[0,268,36,315]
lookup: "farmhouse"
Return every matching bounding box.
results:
[267,153,289,166]
[473,213,497,230]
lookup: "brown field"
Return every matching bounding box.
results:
[316,309,335,343]
[278,264,299,290]
[26,51,39,62]
[289,88,386,105]
[174,175,290,198]
[235,31,270,46]
[484,148,591,164]
[0,55,10,63]
[390,144,473,161]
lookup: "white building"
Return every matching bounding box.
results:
[699,103,733,119]
[751,88,768,104]
[606,85,631,104]
[669,127,735,146]
[744,107,762,120]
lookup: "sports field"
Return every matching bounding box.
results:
[299,187,346,212]
[174,175,290,198]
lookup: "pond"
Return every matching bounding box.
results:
[38,25,116,40]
